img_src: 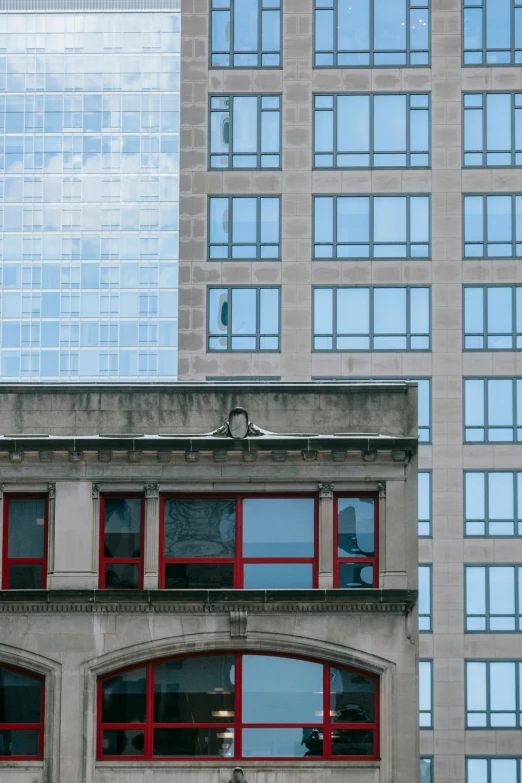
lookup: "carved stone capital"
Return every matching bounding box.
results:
[48,483,56,500]
[318,482,334,499]
[92,483,101,499]
[377,482,386,499]
[144,483,159,500]
[229,608,248,638]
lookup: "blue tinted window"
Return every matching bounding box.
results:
[465,471,522,536]
[209,196,280,259]
[464,0,522,65]
[464,378,522,442]
[464,92,522,166]
[467,758,521,783]
[314,93,429,168]
[210,95,281,169]
[211,0,281,67]
[464,285,522,349]
[314,0,429,66]
[418,472,431,536]
[466,565,521,631]
[466,661,521,727]
[419,660,432,728]
[419,565,432,631]
[464,195,522,257]
[314,195,430,259]
[208,287,280,351]
[313,286,430,351]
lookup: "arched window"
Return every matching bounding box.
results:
[0,665,44,760]
[98,653,378,760]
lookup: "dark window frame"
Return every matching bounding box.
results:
[99,494,145,590]
[463,284,522,348]
[463,197,522,260]
[463,0,522,66]
[207,195,282,261]
[464,469,522,537]
[0,663,45,760]
[312,194,431,260]
[313,93,430,169]
[207,285,281,353]
[463,377,522,443]
[1,494,48,590]
[465,564,522,632]
[333,493,379,588]
[209,0,282,69]
[312,285,432,352]
[463,91,522,167]
[208,94,282,170]
[159,493,319,590]
[465,659,522,728]
[313,0,430,68]
[97,651,380,761]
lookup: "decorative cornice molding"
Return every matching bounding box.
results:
[0,590,417,616]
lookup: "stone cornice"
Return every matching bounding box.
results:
[0,589,417,615]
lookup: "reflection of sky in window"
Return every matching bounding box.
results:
[0,12,180,380]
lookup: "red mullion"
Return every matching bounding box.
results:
[236,497,243,589]
[314,496,319,588]
[158,494,165,588]
[235,652,242,759]
[333,493,379,588]
[0,723,42,730]
[146,662,154,759]
[2,495,48,590]
[99,494,145,590]
[241,723,323,729]
[323,663,331,758]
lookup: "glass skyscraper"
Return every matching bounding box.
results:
[0,9,180,380]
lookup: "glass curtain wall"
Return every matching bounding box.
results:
[0,11,180,380]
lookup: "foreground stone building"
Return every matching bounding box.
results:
[0,382,418,783]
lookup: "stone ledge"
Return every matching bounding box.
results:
[0,588,417,614]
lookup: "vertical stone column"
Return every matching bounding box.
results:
[144,483,159,589]
[318,482,334,589]
[47,483,56,579]
[91,483,101,580]
[377,481,387,588]
[0,485,4,586]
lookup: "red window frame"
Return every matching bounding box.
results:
[0,663,45,761]
[334,493,379,589]
[99,494,145,590]
[97,651,379,761]
[158,494,319,589]
[1,494,49,590]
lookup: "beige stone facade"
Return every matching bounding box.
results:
[178,2,522,781]
[0,383,418,783]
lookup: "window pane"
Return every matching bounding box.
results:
[232,97,257,153]
[410,288,429,335]
[418,473,430,522]
[260,198,279,244]
[163,499,236,557]
[242,498,315,556]
[490,662,516,711]
[314,288,333,334]
[337,96,369,152]
[488,379,513,426]
[104,563,139,589]
[164,563,234,589]
[154,656,235,723]
[242,727,317,757]
[465,380,484,427]
[487,197,512,242]
[331,729,373,756]
[373,198,406,243]
[232,198,256,244]
[0,730,39,757]
[7,498,45,558]
[486,0,510,50]
[466,662,487,711]
[7,564,43,590]
[465,196,484,242]
[259,289,279,334]
[330,667,374,723]
[209,289,228,337]
[466,473,485,520]
[337,497,374,556]
[231,289,256,334]
[338,0,369,52]
[491,760,518,783]
[374,0,406,51]
[339,562,373,588]
[210,198,228,245]
[486,94,512,151]
[314,198,333,243]
[337,197,369,243]
[101,668,147,724]
[374,288,406,334]
[153,727,234,757]
[466,567,486,615]
[489,473,514,519]
[419,661,432,712]
[234,0,258,53]
[103,498,141,558]
[243,563,313,588]
[102,729,145,757]
[336,289,369,335]
[0,668,41,724]
[410,197,429,243]
[490,566,515,616]
[465,288,484,334]
[242,655,322,723]
[374,96,406,152]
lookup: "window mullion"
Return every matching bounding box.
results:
[323,663,332,758]
[146,662,154,759]
[235,653,243,759]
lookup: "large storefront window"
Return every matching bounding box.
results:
[98,653,379,760]
[160,496,318,589]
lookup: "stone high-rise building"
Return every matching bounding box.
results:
[178,2,522,783]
